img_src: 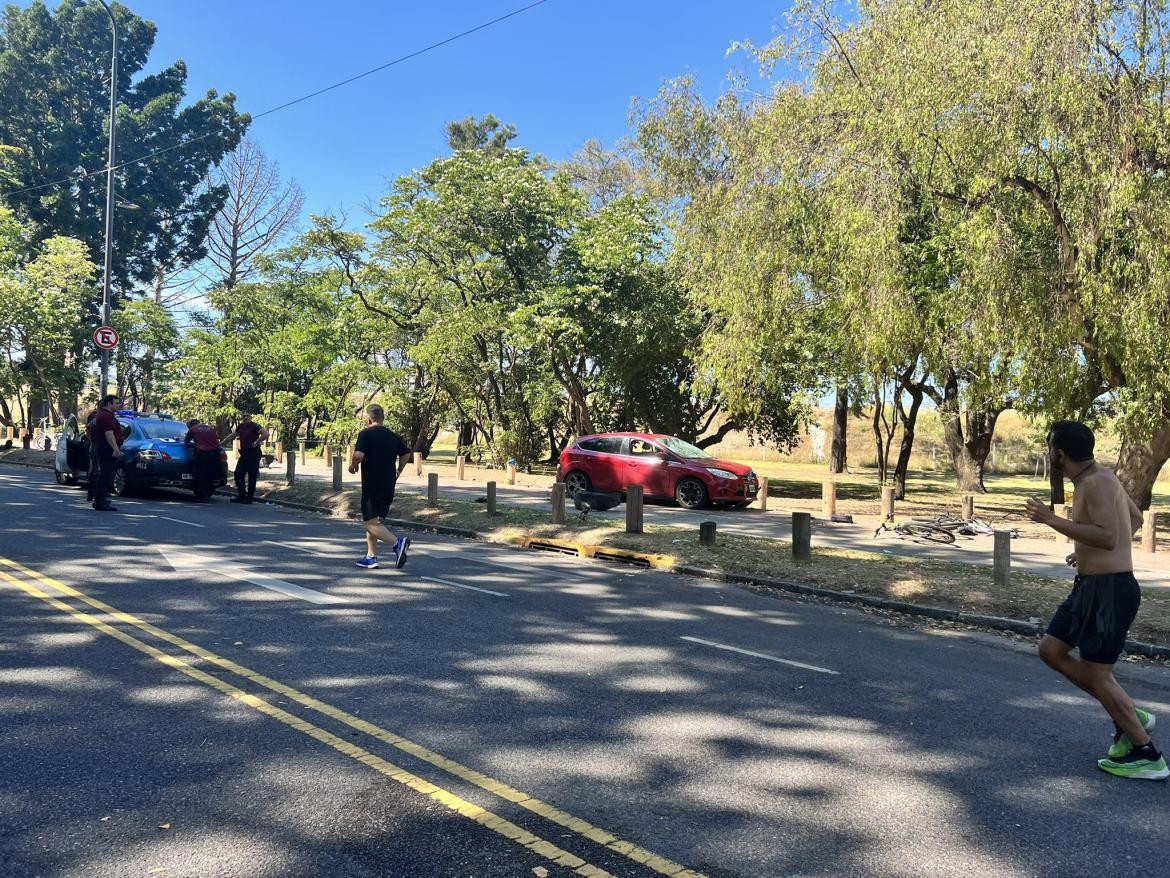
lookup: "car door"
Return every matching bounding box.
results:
[580,437,624,492]
[62,415,89,473]
[622,438,671,497]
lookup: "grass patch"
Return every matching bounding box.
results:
[252,474,1170,648]
[0,447,54,467]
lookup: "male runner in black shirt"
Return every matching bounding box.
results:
[349,404,412,569]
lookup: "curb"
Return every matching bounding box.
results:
[504,535,674,569]
[7,459,1166,660]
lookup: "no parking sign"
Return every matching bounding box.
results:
[93,326,119,350]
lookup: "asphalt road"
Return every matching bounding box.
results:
[2,465,1168,878]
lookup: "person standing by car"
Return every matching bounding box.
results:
[348,404,412,569]
[184,418,222,502]
[83,406,99,503]
[223,412,268,504]
[90,395,123,511]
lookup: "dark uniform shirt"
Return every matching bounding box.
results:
[92,409,124,449]
[236,421,262,450]
[185,424,221,452]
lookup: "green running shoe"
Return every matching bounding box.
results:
[1108,708,1157,759]
[1098,749,1170,781]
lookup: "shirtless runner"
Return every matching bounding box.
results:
[1025,420,1168,780]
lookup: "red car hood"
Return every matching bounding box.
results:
[696,457,754,477]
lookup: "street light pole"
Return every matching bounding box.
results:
[97,0,118,399]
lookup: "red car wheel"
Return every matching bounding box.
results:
[675,477,708,509]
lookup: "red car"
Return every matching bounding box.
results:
[556,432,760,510]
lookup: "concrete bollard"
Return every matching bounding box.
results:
[1143,509,1156,553]
[299,440,306,465]
[285,452,296,486]
[413,451,423,477]
[962,495,974,520]
[792,511,812,560]
[324,444,332,467]
[456,455,466,480]
[332,454,343,490]
[275,441,284,463]
[699,520,717,547]
[1062,504,1073,543]
[486,480,497,515]
[427,472,439,507]
[881,486,895,518]
[233,438,241,461]
[993,530,1011,587]
[822,481,836,518]
[552,482,566,524]
[756,476,769,511]
[507,462,517,485]
[626,485,644,534]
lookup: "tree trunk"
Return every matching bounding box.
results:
[1115,420,1170,509]
[1049,452,1065,507]
[892,382,924,501]
[830,384,848,473]
[457,420,475,454]
[871,380,893,485]
[934,370,1002,493]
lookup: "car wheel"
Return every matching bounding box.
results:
[675,477,708,510]
[112,465,131,496]
[564,470,592,497]
[54,469,73,486]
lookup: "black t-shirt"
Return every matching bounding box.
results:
[354,425,409,492]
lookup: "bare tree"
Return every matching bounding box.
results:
[205,136,304,289]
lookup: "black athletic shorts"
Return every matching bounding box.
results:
[360,486,394,522]
[1046,571,1141,664]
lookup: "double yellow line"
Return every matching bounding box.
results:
[0,555,707,878]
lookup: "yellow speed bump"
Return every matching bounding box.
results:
[503,535,675,570]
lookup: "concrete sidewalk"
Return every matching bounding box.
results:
[263,454,1170,588]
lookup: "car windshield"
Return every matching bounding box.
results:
[135,419,189,442]
[660,437,711,460]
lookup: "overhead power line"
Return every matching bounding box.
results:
[0,0,553,199]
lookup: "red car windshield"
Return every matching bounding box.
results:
[660,437,711,460]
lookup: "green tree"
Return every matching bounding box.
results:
[446,113,517,153]
[0,0,248,295]
[0,207,95,426]
[773,0,1170,504]
[111,298,179,411]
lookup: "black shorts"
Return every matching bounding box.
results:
[360,486,394,522]
[1046,571,1141,664]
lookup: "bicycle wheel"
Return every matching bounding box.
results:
[897,523,956,544]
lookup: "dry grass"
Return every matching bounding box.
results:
[252,475,1170,647]
[0,447,54,467]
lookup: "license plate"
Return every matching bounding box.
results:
[181,473,192,480]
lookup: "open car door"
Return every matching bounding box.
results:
[64,415,89,472]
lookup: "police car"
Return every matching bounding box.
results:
[54,410,228,497]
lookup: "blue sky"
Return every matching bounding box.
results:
[125,0,790,222]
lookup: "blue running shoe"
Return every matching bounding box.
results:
[394,536,411,569]
[355,556,379,569]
